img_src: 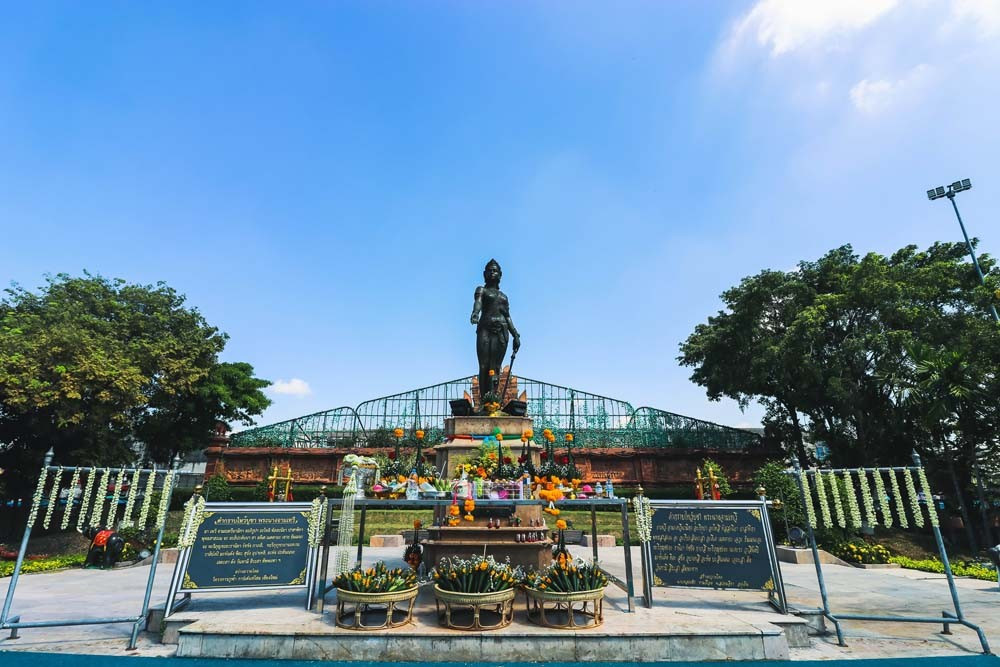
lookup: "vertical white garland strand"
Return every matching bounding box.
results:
[42,467,63,529]
[334,473,358,578]
[26,468,49,529]
[827,472,846,529]
[874,470,892,528]
[106,468,126,528]
[137,468,158,530]
[120,468,141,528]
[889,470,908,529]
[842,471,862,529]
[916,467,940,527]
[800,471,817,528]
[904,468,924,528]
[91,468,111,527]
[814,469,833,529]
[77,469,98,532]
[154,472,174,529]
[858,469,877,528]
[61,468,81,530]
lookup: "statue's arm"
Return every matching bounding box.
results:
[504,303,521,352]
[470,286,483,325]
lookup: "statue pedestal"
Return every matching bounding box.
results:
[433,416,542,479]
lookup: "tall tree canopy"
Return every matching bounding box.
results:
[0,274,271,495]
[679,242,1000,483]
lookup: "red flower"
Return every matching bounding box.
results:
[388,451,397,460]
[503,456,512,464]
[561,456,569,465]
[517,455,527,464]
[540,452,548,461]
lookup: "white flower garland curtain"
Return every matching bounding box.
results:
[26,464,177,534]
[797,467,939,530]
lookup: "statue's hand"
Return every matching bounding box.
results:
[470,313,479,325]
[513,335,521,353]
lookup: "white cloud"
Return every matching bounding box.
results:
[946,0,1000,38]
[730,0,899,56]
[269,378,312,397]
[849,64,934,114]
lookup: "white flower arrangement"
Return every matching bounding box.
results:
[137,468,158,530]
[308,497,328,548]
[27,467,49,529]
[77,468,98,532]
[889,470,908,529]
[154,471,175,529]
[43,467,64,529]
[106,468,126,528]
[827,472,846,528]
[177,494,207,549]
[631,494,653,543]
[62,468,81,530]
[813,469,833,528]
[858,470,877,528]
[916,467,939,527]
[120,468,141,528]
[874,470,892,528]
[842,471,862,529]
[334,473,358,577]
[903,468,923,528]
[91,468,111,527]
[800,472,817,528]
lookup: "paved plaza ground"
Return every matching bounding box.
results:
[0,544,997,661]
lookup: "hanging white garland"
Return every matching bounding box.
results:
[120,468,141,528]
[800,471,817,528]
[334,472,358,577]
[916,467,939,528]
[26,467,49,529]
[874,470,892,528]
[176,494,207,549]
[889,469,908,529]
[631,494,653,543]
[43,467,64,529]
[91,468,111,527]
[106,468,126,528]
[813,469,833,528]
[842,471,862,529]
[308,496,328,548]
[827,472,846,528]
[903,468,923,528]
[154,471,175,529]
[77,468,98,532]
[61,468,81,530]
[858,469,877,528]
[137,468,158,530]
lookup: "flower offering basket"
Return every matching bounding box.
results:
[433,585,516,631]
[524,587,605,629]
[334,586,419,630]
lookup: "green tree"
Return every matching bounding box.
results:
[0,274,271,495]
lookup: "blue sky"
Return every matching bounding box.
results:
[2,1,999,431]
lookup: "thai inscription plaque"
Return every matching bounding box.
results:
[648,505,775,592]
[182,506,311,591]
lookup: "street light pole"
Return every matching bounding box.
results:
[927,179,1000,324]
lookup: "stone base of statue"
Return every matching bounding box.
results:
[431,416,542,479]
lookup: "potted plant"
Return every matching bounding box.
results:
[431,556,522,630]
[523,556,608,628]
[332,561,418,630]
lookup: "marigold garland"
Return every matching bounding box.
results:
[858,469,877,528]
[106,468,126,528]
[800,472,817,528]
[827,472,846,528]
[308,497,328,547]
[91,468,111,527]
[42,467,64,530]
[177,494,207,549]
[154,471,174,529]
[916,467,939,527]
[77,468,98,532]
[631,494,653,543]
[842,471,862,529]
[903,468,923,528]
[813,469,833,528]
[27,467,49,529]
[137,468,157,529]
[62,468,81,530]
[874,470,892,528]
[334,472,358,577]
[889,470,908,529]
[120,468,141,528]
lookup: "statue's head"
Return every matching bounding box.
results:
[483,259,502,286]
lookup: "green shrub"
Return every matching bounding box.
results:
[700,459,734,498]
[830,539,891,564]
[0,554,86,578]
[889,556,997,581]
[753,460,803,542]
[203,474,231,502]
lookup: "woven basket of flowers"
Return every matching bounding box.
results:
[333,562,418,630]
[523,556,608,629]
[431,556,522,630]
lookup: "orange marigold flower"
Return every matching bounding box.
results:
[565,433,574,442]
[496,433,503,441]
[489,369,496,376]
[393,428,404,438]
[556,519,568,530]
[524,429,534,439]
[415,430,425,440]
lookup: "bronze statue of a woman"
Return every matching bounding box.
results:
[470,259,520,404]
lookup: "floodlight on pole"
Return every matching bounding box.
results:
[926,178,1000,323]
